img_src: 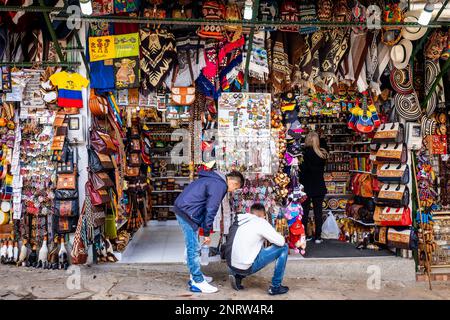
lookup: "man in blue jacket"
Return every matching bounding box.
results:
[174,170,244,293]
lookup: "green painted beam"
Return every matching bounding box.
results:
[38,0,65,62]
[421,58,450,108]
[0,61,80,67]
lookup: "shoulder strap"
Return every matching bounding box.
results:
[186,49,195,85]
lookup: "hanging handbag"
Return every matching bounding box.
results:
[90,171,115,191]
[129,138,142,152]
[87,181,110,206]
[55,189,79,200]
[89,89,109,117]
[56,147,74,174]
[92,205,106,228]
[372,122,405,144]
[375,206,412,227]
[54,199,79,218]
[374,226,388,245]
[88,146,114,172]
[171,50,196,105]
[56,172,77,190]
[375,183,410,208]
[127,152,142,167]
[90,119,118,154]
[71,202,88,264]
[375,143,408,164]
[376,163,410,184]
[125,166,140,177]
[387,227,418,250]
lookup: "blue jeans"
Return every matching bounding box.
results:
[231,244,288,287]
[177,215,204,283]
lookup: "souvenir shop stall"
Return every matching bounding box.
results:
[1,0,450,278]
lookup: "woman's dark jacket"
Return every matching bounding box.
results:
[299,146,327,197]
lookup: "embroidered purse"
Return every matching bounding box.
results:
[279,1,299,32]
[171,51,196,105]
[375,183,410,208]
[387,227,418,250]
[376,163,410,184]
[375,143,408,164]
[56,173,77,190]
[55,199,79,218]
[126,166,140,177]
[373,122,405,144]
[374,206,412,227]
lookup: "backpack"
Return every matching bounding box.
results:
[224,215,252,276]
[279,1,299,32]
[197,1,225,40]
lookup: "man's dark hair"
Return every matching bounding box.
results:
[226,171,245,188]
[250,203,266,214]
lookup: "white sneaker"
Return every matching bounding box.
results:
[189,280,218,293]
[190,274,213,283]
[315,239,323,244]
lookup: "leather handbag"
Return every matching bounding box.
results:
[55,189,79,200]
[372,122,404,144]
[89,89,108,117]
[375,183,410,208]
[374,226,388,245]
[387,227,418,250]
[56,173,77,190]
[129,138,141,152]
[375,143,408,164]
[92,205,106,228]
[90,127,118,154]
[87,181,110,206]
[375,206,412,227]
[90,171,114,190]
[88,146,114,172]
[54,199,79,218]
[125,166,140,177]
[56,148,74,174]
[376,163,410,184]
[171,51,196,105]
[127,152,141,167]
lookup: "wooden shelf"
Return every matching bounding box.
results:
[349,170,372,174]
[152,176,191,179]
[152,190,183,193]
[346,217,375,226]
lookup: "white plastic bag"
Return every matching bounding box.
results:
[321,211,340,240]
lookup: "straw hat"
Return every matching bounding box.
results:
[390,39,413,70]
[401,11,428,41]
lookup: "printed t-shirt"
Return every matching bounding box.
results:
[49,71,89,108]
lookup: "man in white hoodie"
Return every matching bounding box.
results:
[226,203,289,295]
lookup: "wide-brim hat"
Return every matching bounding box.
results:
[393,92,422,121]
[402,11,428,41]
[390,39,413,70]
[390,65,414,94]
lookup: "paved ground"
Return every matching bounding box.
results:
[1,263,450,300]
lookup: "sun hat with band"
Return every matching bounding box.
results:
[390,39,413,70]
[393,91,422,121]
[401,11,427,41]
[390,64,414,94]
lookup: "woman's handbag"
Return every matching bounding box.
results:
[56,172,77,190]
[197,1,225,39]
[56,147,74,174]
[90,127,118,154]
[171,51,196,105]
[90,171,115,190]
[375,183,410,208]
[129,138,141,152]
[387,227,418,250]
[55,189,79,200]
[92,205,106,228]
[374,226,388,245]
[376,163,410,184]
[87,181,110,206]
[54,199,79,218]
[375,143,408,164]
[71,203,88,265]
[372,122,404,144]
[374,206,412,227]
[127,152,141,167]
[88,146,114,172]
[125,166,140,177]
[89,89,108,117]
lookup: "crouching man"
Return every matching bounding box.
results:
[225,203,289,295]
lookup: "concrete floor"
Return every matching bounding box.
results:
[0,263,449,300]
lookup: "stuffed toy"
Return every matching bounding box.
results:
[288,218,306,255]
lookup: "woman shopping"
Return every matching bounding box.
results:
[299,131,328,244]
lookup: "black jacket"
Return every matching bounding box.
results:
[299,146,327,197]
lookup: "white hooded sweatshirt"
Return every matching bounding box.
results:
[231,213,286,271]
